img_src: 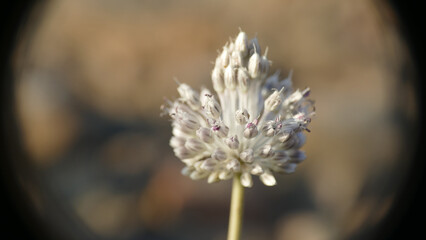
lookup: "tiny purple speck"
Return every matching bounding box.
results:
[303,90,310,97]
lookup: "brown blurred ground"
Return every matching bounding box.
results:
[13,0,417,239]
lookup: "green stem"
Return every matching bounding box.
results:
[227,173,245,240]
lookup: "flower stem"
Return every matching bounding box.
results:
[227,173,245,240]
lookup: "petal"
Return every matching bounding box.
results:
[260,170,277,186]
[207,172,220,183]
[219,170,233,180]
[240,172,253,188]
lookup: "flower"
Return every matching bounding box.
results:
[162,31,315,187]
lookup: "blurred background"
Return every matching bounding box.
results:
[7,0,419,239]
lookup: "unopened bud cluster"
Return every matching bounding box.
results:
[162,31,315,187]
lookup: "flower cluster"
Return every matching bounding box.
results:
[162,31,315,187]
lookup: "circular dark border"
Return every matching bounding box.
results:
[0,0,49,239]
[375,1,426,240]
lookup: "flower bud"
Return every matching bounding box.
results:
[240,148,254,163]
[212,67,225,93]
[226,158,241,172]
[190,171,209,180]
[282,163,297,174]
[172,126,188,138]
[273,151,289,163]
[282,138,297,150]
[169,136,185,148]
[224,135,239,149]
[281,118,301,132]
[196,127,213,143]
[237,68,250,92]
[212,148,227,161]
[174,146,195,159]
[219,170,233,180]
[248,37,261,56]
[248,52,261,79]
[264,71,280,90]
[283,89,303,106]
[244,122,258,138]
[277,71,293,92]
[212,122,229,138]
[250,164,263,175]
[185,137,205,153]
[240,172,253,187]
[181,166,194,176]
[264,88,284,111]
[261,121,276,137]
[230,51,243,68]
[235,109,250,125]
[219,48,230,68]
[259,144,274,158]
[203,95,222,119]
[201,158,218,171]
[193,161,204,170]
[292,132,306,149]
[177,83,200,109]
[224,65,237,90]
[207,172,219,183]
[235,31,248,56]
[175,113,199,131]
[259,55,270,78]
[277,129,293,143]
[200,88,213,106]
[176,123,196,135]
[288,150,306,163]
[259,170,276,186]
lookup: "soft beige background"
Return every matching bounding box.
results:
[14,0,417,239]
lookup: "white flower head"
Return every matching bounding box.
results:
[162,31,315,187]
